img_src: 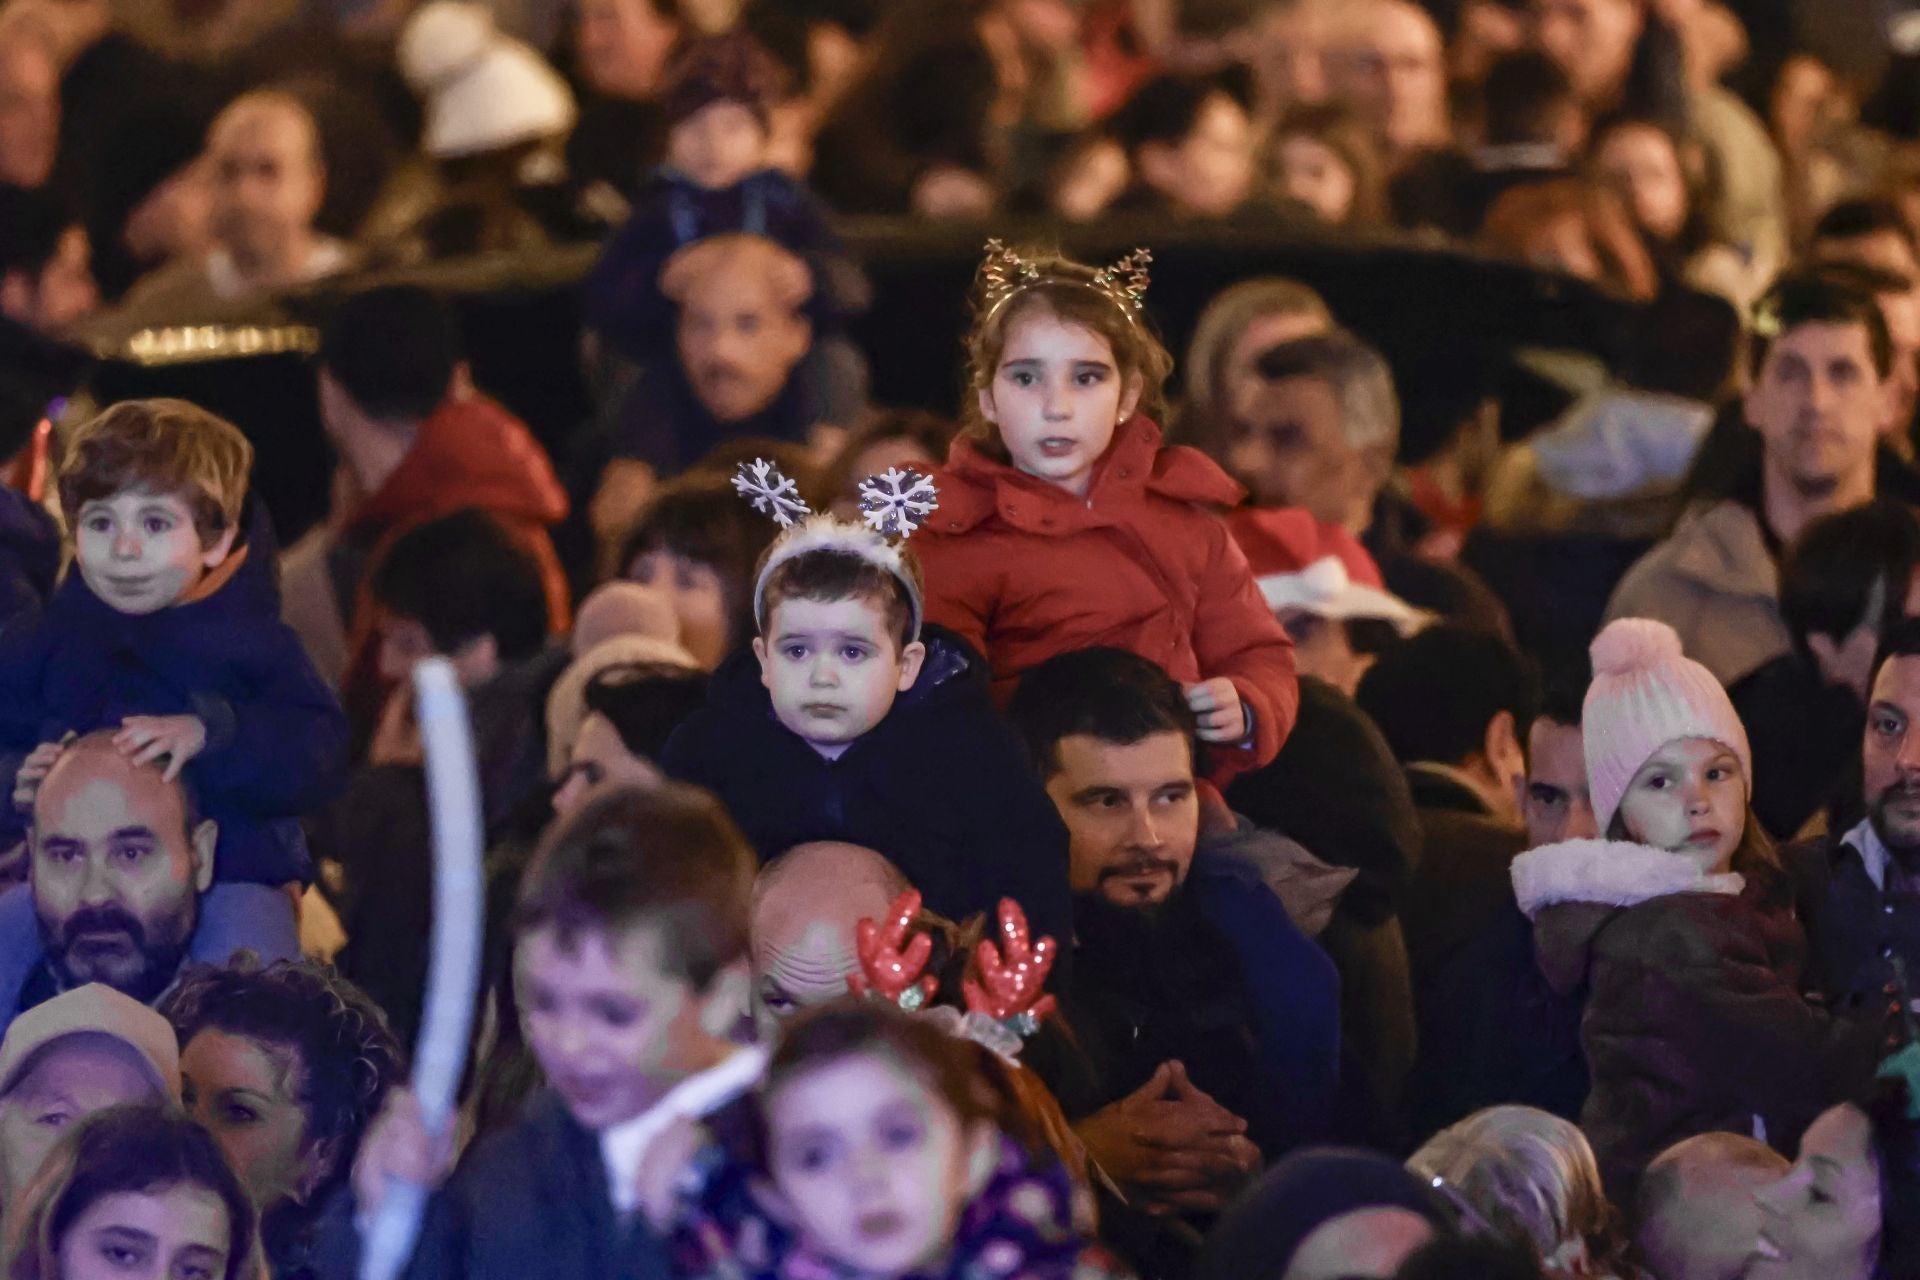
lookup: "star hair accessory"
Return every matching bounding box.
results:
[976,238,1153,326]
[734,458,936,641]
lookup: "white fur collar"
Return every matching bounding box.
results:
[1511,838,1746,919]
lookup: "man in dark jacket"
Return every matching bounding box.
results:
[1734,500,1920,840]
[1006,648,1340,1213]
[1795,616,1920,1028]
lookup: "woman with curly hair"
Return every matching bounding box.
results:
[159,961,405,1280]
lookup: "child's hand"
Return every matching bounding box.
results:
[634,1113,703,1232]
[352,1088,458,1218]
[12,740,67,812]
[114,716,207,781]
[1184,678,1247,744]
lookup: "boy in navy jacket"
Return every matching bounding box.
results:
[0,398,347,962]
[661,460,1072,950]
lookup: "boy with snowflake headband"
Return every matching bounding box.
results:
[661,461,1074,957]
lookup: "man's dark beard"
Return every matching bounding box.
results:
[1072,883,1218,986]
[1872,777,1920,878]
[38,903,194,1004]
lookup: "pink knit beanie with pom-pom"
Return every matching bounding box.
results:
[1584,618,1752,833]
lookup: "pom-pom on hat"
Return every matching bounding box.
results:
[1584,617,1752,833]
[399,1,577,159]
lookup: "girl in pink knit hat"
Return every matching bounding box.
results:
[1509,618,1891,1201]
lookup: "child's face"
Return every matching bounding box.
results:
[668,100,768,191]
[1616,737,1746,875]
[73,489,233,615]
[628,548,731,670]
[765,1051,992,1278]
[753,596,925,754]
[513,921,720,1131]
[978,309,1141,497]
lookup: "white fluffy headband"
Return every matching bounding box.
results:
[734,459,939,642]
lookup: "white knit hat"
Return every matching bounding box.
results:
[1583,617,1752,833]
[399,2,577,159]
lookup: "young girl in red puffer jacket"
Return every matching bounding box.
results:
[911,243,1297,782]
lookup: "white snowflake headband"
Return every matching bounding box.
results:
[734,458,939,642]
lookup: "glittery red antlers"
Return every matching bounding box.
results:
[962,899,1058,1025]
[847,890,937,1010]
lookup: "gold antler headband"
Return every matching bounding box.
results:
[977,239,1153,325]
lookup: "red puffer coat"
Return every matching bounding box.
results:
[913,415,1298,781]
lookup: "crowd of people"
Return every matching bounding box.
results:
[0,0,1916,1279]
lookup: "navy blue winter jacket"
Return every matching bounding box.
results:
[660,626,1073,949]
[0,502,348,883]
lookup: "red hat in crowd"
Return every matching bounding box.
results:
[1227,508,1427,634]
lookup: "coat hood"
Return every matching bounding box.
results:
[1515,838,1746,994]
[1664,500,1777,603]
[349,393,568,534]
[933,416,1244,534]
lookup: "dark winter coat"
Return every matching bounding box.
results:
[1731,654,1864,840]
[1793,825,1920,1024]
[1043,851,1341,1161]
[0,502,347,884]
[320,1091,750,1280]
[583,168,856,362]
[0,488,58,645]
[660,625,1073,950]
[1513,838,1884,1198]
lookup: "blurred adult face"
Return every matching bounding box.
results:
[575,0,679,101]
[0,35,57,190]
[0,1039,163,1204]
[1142,93,1254,218]
[553,712,662,820]
[1228,374,1380,533]
[676,266,812,423]
[1751,1104,1881,1280]
[31,747,211,1003]
[1864,653,1920,857]
[1043,731,1198,908]
[180,1028,320,1213]
[1533,0,1645,107]
[1329,2,1448,153]
[1221,310,1333,429]
[1744,321,1888,501]
[625,548,731,670]
[1593,122,1689,243]
[1523,717,1596,848]
[207,99,325,275]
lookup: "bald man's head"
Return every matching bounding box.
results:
[751,842,909,1035]
[30,734,214,1003]
[1637,1133,1790,1280]
[665,234,814,423]
[207,91,326,277]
